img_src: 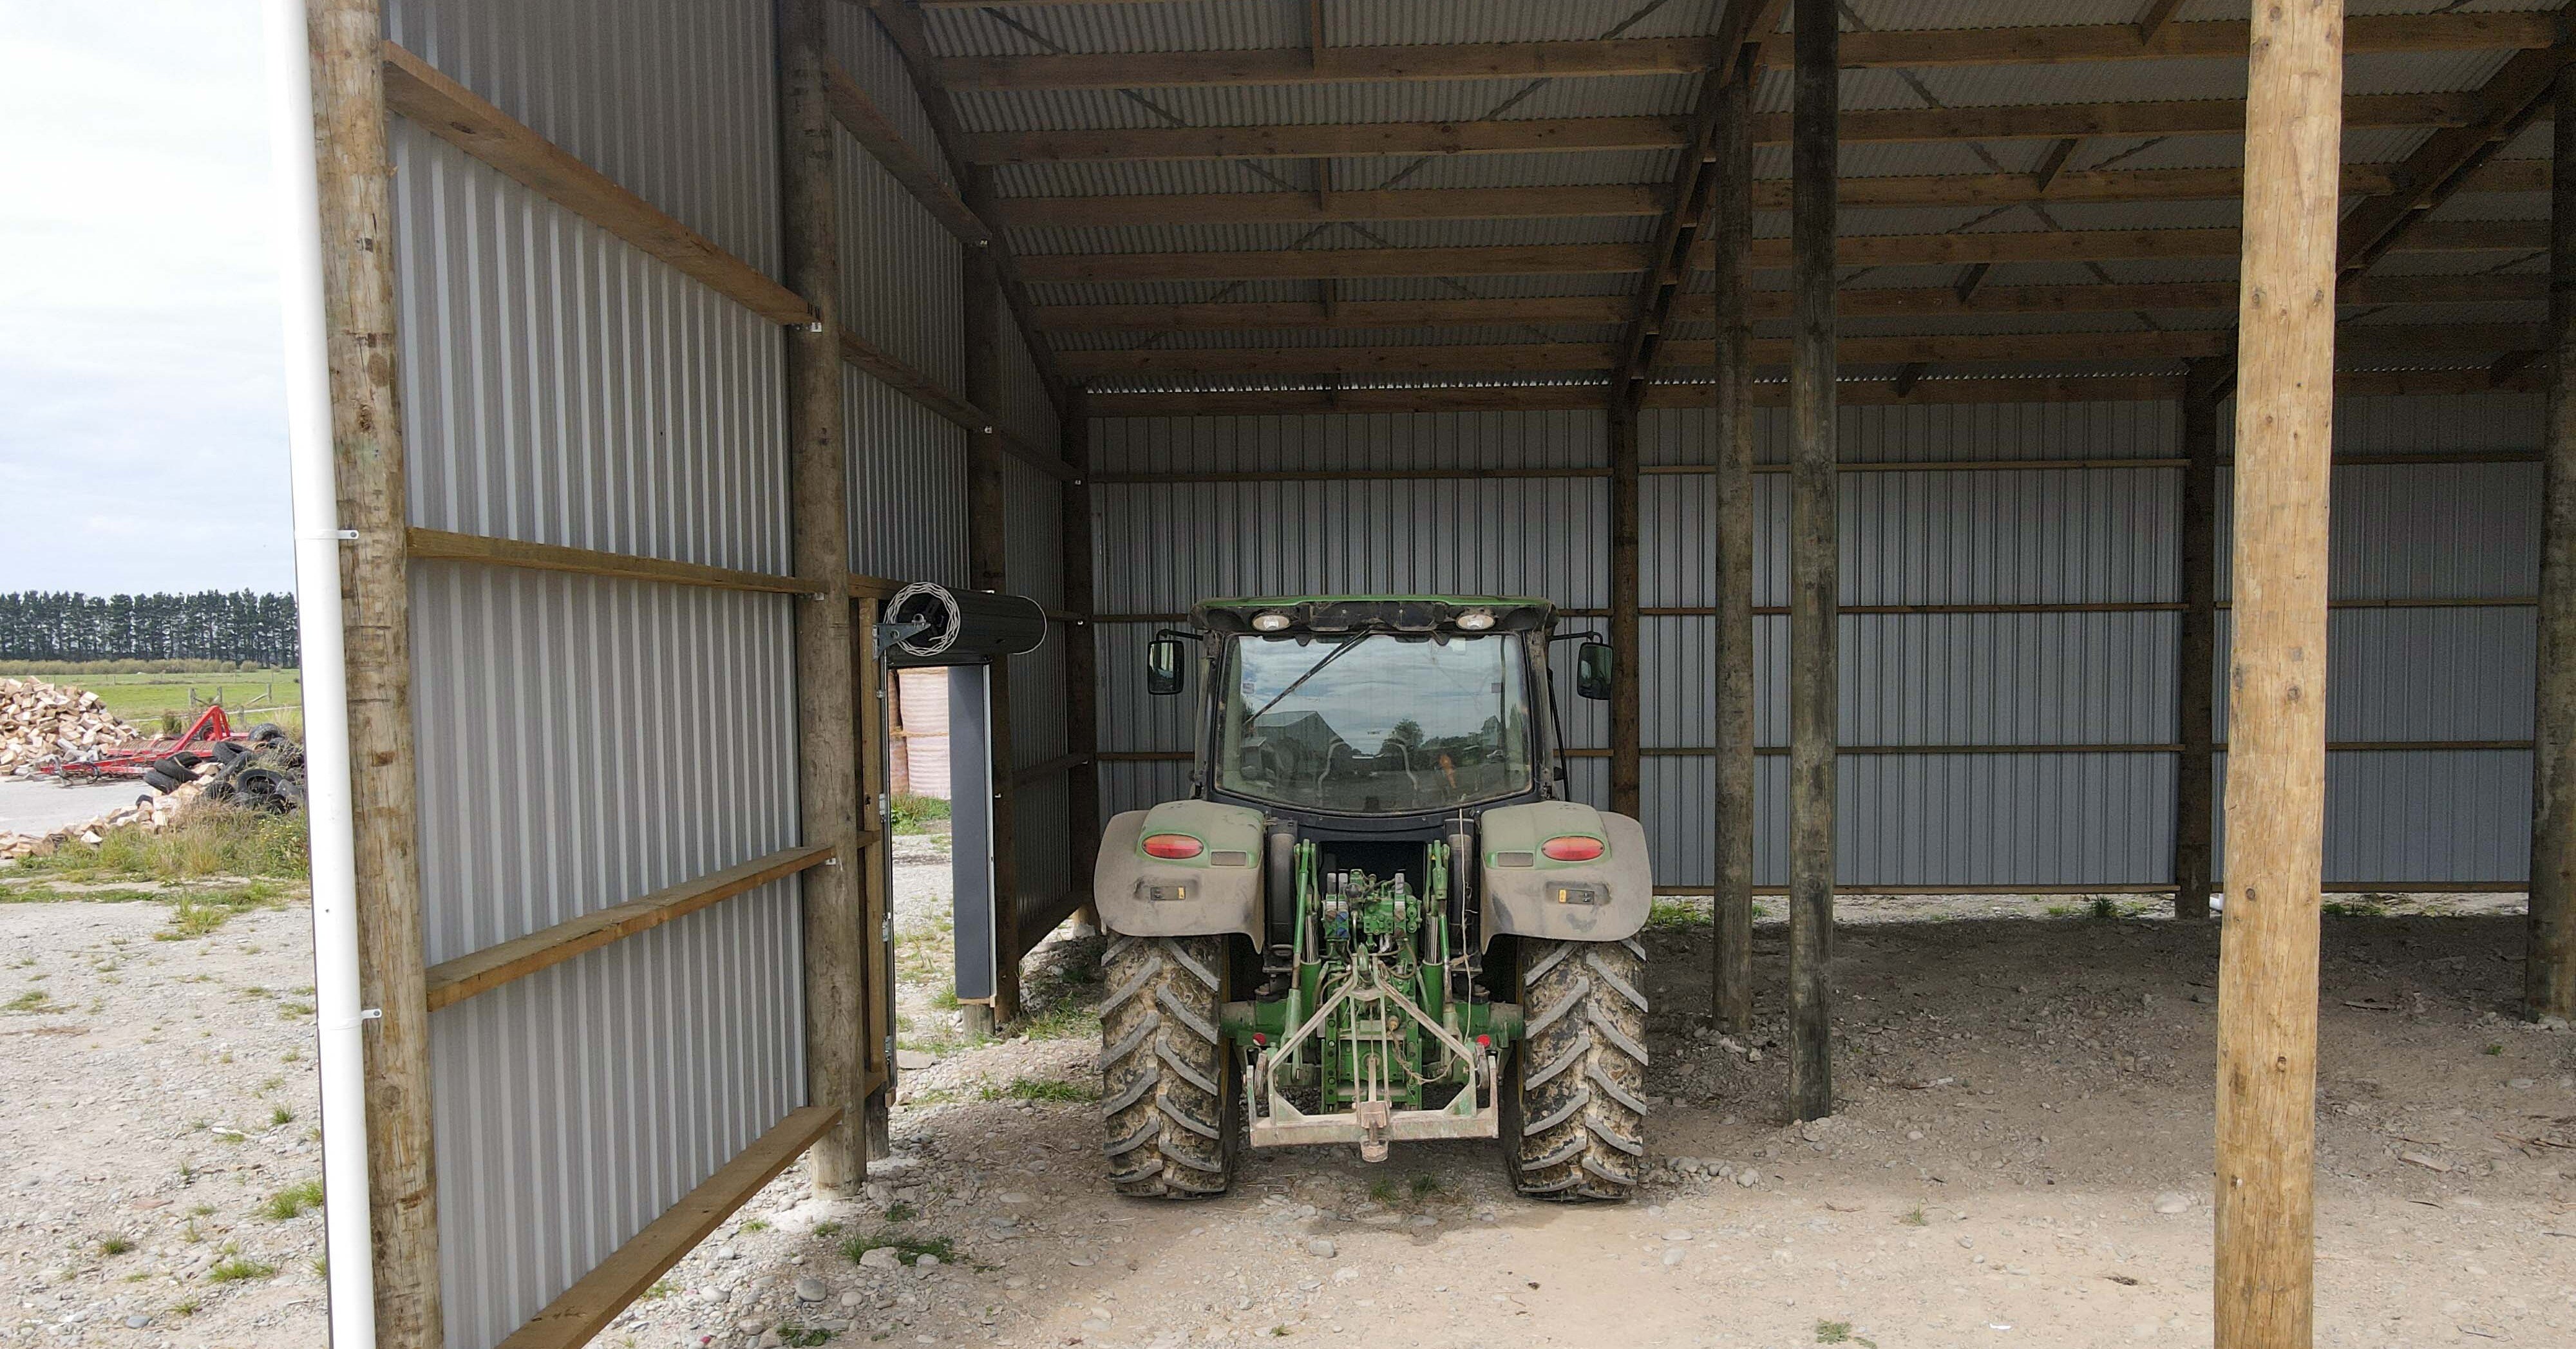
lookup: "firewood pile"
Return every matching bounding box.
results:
[1,677,142,776]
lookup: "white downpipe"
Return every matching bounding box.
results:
[262,1,378,1344]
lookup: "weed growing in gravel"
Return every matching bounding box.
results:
[0,883,164,903]
[1647,894,1706,929]
[1815,1323,1876,1347]
[739,1218,770,1233]
[270,1105,294,1126]
[208,1254,276,1283]
[261,1180,325,1221]
[888,793,951,835]
[883,1202,917,1223]
[643,1279,678,1301]
[841,1233,958,1266]
[155,881,290,941]
[978,1077,1097,1104]
[1899,1207,1928,1227]
[780,1330,835,1346]
[171,1297,201,1317]
[1408,1173,1441,1198]
[98,1236,135,1256]
[1368,1178,1399,1204]
[4,988,56,1014]
[2089,896,2123,921]
[19,804,308,882]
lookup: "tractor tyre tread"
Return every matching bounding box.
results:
[1508,937,1646,1201]
[1099,934,1235,1198]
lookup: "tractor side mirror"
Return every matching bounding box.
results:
[1575,641,1613,701]
[1145,637,1187,696]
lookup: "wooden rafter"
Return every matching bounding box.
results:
[960,93,2481,162]
[931,14,2556,91]
[2339,44,2570,275]
[1027,273,2545,332]
[1018,221,2538,283]
[1615,1,1783,408]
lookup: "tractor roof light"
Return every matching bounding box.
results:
[1251,611,1294,632]
[1540,835,1605,862]
[1142,833,1204,860]
[1454,608,1496,632]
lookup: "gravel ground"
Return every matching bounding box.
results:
[0,782,144,840]
[1,898,327,1344]
[7,859,2573,1349]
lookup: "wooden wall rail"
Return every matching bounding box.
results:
[931,14,2555,91]
[406,528,813,595]
[423,845,838,1012]
[493,1105,841,1349]
[379,42,813,326]
[1091,597,2533,623]
[1010,751,1094,788]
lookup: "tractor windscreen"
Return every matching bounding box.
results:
[1217,632,1533,814]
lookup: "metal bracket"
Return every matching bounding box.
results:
[298,529,361,542]
[873,619,933,656]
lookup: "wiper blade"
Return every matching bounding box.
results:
[1244,627,1381,728]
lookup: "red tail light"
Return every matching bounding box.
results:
[1540,835,1604,862]
[1141,833,1204,860]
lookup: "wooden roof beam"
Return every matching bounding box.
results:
[1083,365,2539,417]
[934,14,2559,91]
[1028,273,2546,332]
[1057,324,2544,377]
[1018,220,2541,283]
[992,161,2553,229]
[961,93,2485,162]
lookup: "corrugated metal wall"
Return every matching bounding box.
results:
[1089,393,2541,891]
[384,3,808,1345]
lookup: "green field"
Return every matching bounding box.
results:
[5,669,302,733]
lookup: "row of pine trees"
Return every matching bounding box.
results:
[0,592,299,665]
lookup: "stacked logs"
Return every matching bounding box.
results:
[1,677,141,776]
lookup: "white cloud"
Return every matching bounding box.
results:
[0,1,290,594]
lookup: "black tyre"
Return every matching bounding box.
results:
[1502,936,1648,1200]
[247,722,287,747]
[1098,934,1238,1198]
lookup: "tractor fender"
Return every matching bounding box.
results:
[1092,800,1267,939]
[1477,802,1653,950]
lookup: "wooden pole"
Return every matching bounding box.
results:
[310,3,440,1341]
[2530,62,2576,1024]
[2213,1,2342,1342]
[1609,400,1643,820]
[964,196,1023,1028]
[1061,392,1104,931]
[778,0,866,1191]
[1785,0,1839,1123]
[2175,357,2224,923]
[1710,49,1758,1035]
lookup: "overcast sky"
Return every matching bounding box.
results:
[0,2,290,595]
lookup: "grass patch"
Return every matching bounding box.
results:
[156,881,290,941]
[260,1180,325,1222]
[2088,895,2123,921]
[841,1233,958,1267]
[0,883,165,904]
[1815,1323,1875,1347]
[1408,1173,1440,1198]
[781,1331,835,1347]
[5,989,57,1014]
[888,793,951,835]
[2322,898,2392,918]
[884,1201,916,1224]
[1899,1207,1927,1227]
[1368,1178,1399,1204]
[978,1077,1097,1104]
[208,1256,277,1283]
[1647,894,1707,930]
[99,1236,135,1256]
[17,804,308,883]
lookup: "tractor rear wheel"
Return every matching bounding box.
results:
[1099,934,1238,1198]
[1503,936,1647,1200]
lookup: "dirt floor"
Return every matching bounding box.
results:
[5,860,2574,1348]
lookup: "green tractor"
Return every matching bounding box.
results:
[1091,596,1653,1201]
